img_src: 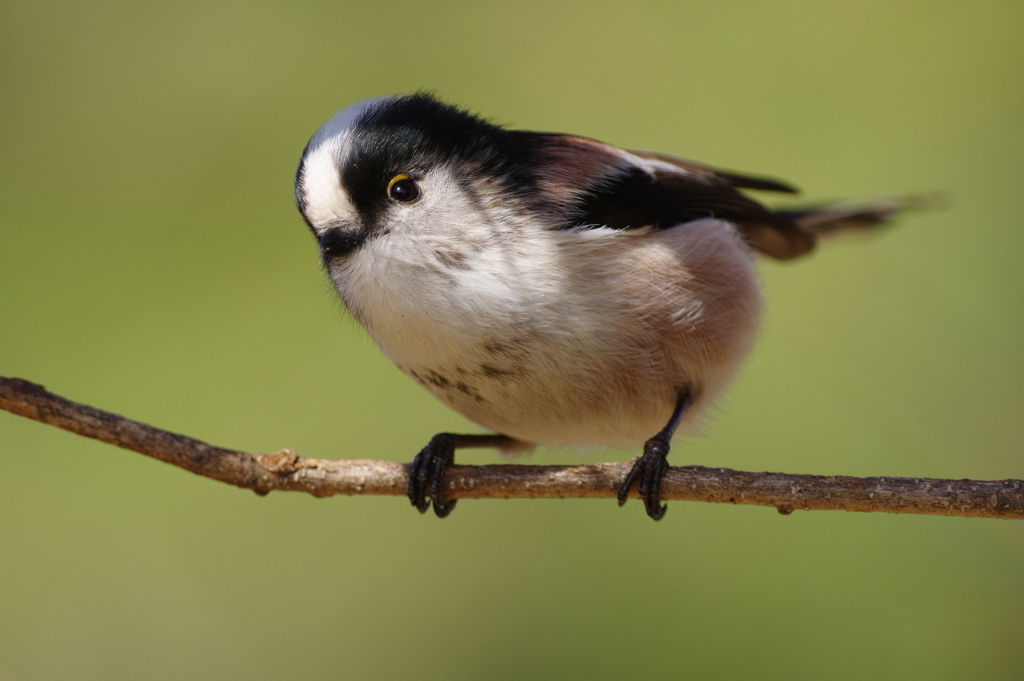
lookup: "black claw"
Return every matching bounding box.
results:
[407,449,430,513]
[407,433,457,517]
[618,436,671,521]
[617,465,640,507]
[432,498,457,518]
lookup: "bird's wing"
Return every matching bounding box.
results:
[625,148,800,194]
[532,134,817,260]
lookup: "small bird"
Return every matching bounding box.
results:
[295,93,914,520]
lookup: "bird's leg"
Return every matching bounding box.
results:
[408,433,520,518]
[618,389,693,520]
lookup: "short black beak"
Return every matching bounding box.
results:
[319,227,366,259]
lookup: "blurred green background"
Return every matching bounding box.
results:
[2,0,1023,678]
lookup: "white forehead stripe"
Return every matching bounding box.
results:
[300,97,393,230]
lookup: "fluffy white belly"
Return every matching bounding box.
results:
[331,218,762,448]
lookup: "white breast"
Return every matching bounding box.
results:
[331,216,762,448]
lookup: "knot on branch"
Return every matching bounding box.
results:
[258,448,302,474]
[5,378,48,396]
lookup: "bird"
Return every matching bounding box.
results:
[294,92,916,520]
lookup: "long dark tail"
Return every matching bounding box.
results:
[775,193,943,236]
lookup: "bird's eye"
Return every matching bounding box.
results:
[387,175,421,203]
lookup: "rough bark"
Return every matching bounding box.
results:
[2,376,1021,519]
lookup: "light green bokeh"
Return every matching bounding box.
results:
[1,1,1022,679]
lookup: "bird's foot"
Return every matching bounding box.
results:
[617,435,671,521]
[408,433,459,518]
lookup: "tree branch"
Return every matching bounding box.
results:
[2,375,1021,519]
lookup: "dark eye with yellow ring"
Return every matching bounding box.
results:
[387,175,421,203]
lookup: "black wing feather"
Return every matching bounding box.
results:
[626,148,800,194]
[562,165,816,260]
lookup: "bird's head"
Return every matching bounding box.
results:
[295,93,650,269]
[296,94,554,262]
